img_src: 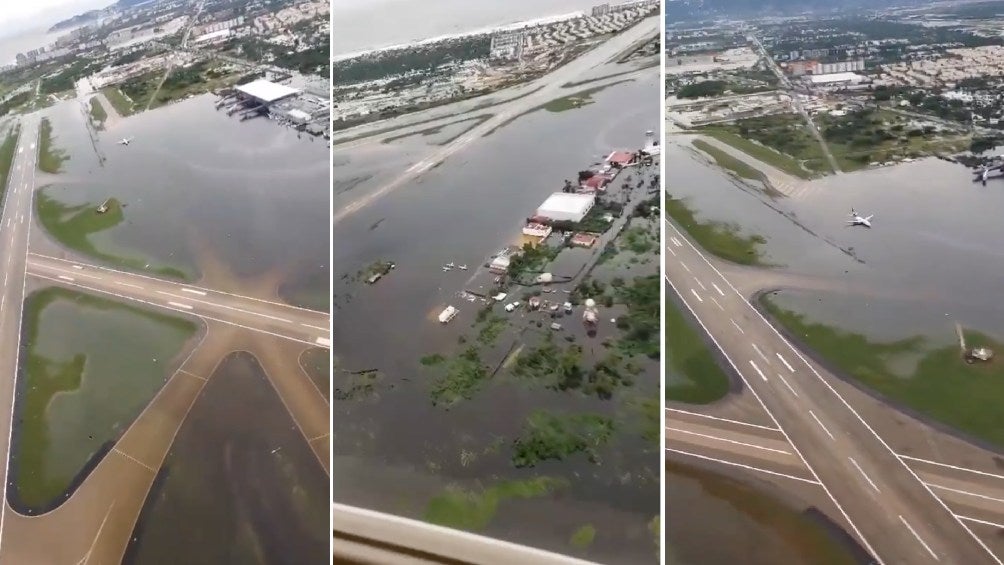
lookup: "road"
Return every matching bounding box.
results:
[663,217,1001,564]
[332,15,661,224]
[748,33,841,175]
[0,118,37,556]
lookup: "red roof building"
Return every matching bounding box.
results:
[606,151,636,167]
[582,174,612,191]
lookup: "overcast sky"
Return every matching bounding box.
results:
[0,0,111,38]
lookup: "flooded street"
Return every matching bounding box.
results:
[39,96,329,309]
[333,72,660,562]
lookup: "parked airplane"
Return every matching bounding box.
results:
[445,262,455,269]
[847,209,873,228]
[117,137,134,146]
[458,264,468,271]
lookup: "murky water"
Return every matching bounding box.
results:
[333,73,660,561]
[125,352,328,565]
[38,96,329,309]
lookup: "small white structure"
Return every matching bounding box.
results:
[809,72,865,86]
[535,192,595,223]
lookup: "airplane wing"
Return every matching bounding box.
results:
[864,215,873,221]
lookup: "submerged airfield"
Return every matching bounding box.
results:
[333,14,661,564]
[664,122,1004,563]
[0,84,330,563]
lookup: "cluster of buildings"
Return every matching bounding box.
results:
[878,46,1004,88]
[784,59,865,76]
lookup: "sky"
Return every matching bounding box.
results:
[0,0,111,38]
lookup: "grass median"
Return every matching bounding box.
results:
[762,294,1004,448]
[664,195,767,266]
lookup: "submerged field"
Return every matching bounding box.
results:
[11,287,195,510]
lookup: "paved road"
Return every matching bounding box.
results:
[0,119,37,552]
[664,217,1000,564]
[333,15,661,224]
[25,252,331,349]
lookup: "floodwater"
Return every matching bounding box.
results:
[664,137,1004,560]
[11,286,195,511]
[333,0,602,57]
[665,139,1004,339]
[666,462,860,565]
[333,72,660,562]
[125,352,328,565]
[38,95,329,309]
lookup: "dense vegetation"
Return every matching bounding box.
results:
[333,35,491,84]
[511,411,615,468]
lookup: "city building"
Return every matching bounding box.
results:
[535,192,595,223]
[235,79,301,108]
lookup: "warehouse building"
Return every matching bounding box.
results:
[535,192,595,223]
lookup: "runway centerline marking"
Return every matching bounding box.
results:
[666,448,819,485]
[689,288,702,303]
[775,372,799,397]
[680,261,691,273]
[730,319,744,334]
[57,275,74,282]
[115,281,142,289]
[301,323,328,332]
[667,245,676,256]
[751,343,769,363]
[777,353,795,372]
[709,296,724,311]
[665,426,791,455]
[899,515,939,561]
[665,407,781,432]
[181,288,206,296]
[749,360,767,382]
[809,410,835,441]
[693,277,706,291]
[112,447,156,473]
[155,290,293,323]
[711,282,725,296]
[849,457,880,493]
[167,301,193,310]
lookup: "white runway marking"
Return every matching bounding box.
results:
[315,336,331,346]
[711,282,725,296]
[666,246,676,256]
[709,296,724,310]
[775,372,799,397]
[899,515,939,561]
[167,301,193,310]
[731,319,744,334]
[57,275,73,282]
[752,343,769,363]
[115,281,142,289]
[181,288,207,296]
[777,352,795,372]
[927,483,1004,505]
[666,426,791,455]
[693,277,706,290]
[301,323,328,332]
[897,454,1004,481]
[680,262,691,273]
[849,457,881,493]
[690,288,702,303]
[749,360,767,381]
[809,410,835,440]
[665,407,781,432]
[72,265,83,270]
[666,448,820,485]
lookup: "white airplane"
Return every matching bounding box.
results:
[847,209,873,228]
[117,137,134,146]
[458,264,468,271]
[445,262,455,269]
[442,265,452,272]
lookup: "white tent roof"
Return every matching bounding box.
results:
[236,79,300,103]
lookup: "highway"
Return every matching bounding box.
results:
[0,118,38,554]
[332,15,661,224]
[663,217,1002,564]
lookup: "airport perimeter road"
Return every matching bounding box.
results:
[333,16,660,224]
[25,253,331,349]
[0,119,38,553]
[664,218,1000,564]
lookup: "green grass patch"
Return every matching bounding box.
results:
[88,97,107,129]
[420,353,446,366]
[613,275,660,359]
[692,138,764,181]
[665,195,767,266]
[699,118,825,179]
[101,87,135,116]
[483,80,633,136]
[622,225,656,254]
[665,293,730,404]
[0,126,19,198]
[511,335,634,399]
[425,476,568,531]
[762,295,1004,448]
[428,347,488,407]
[38,118,68,174]
[476,315,508,346]
[570,525,597,550]
[36,189,191,280]
[14,287,196,509]
[511,411,614,468]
